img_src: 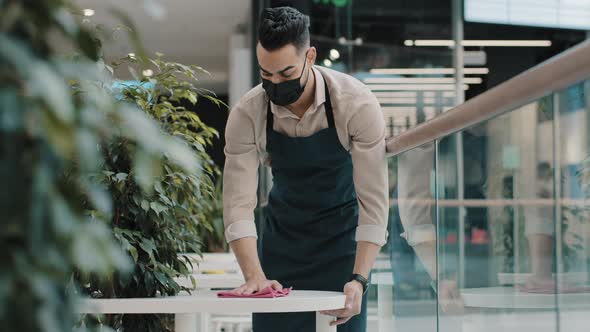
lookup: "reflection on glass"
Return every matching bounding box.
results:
[432,80,590,332]
[556,80,590,332]
[387,143,437,332]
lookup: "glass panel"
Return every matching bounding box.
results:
[381,80,590,332]
[436,95,560,331]
[383,142,438,332]
[555,79,590,332]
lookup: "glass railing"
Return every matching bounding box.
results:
[377,43,590,332]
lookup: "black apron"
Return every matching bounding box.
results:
[253,78,368,332]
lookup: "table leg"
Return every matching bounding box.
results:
[196,312,210,331]
[378,284,395,332]
[175,313,198,332]
[316,311,336,332]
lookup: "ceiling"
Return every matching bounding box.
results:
[74,0,252,94]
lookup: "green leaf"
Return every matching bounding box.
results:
[154,181,164,194]
[0,89,23,131]
[134,150,162,193]
[50,195,78,237]
[115,173,128,182]
[40,106,76,158]
[77,128,102,172]
[187,91,197,104]
[31,64,75,123]
[72,222,113,274]
[105,64,115,75]
[153,272,168,287]
[150,201,167,215]
[159,194,173,206]
[129,246,139,263]
[86,184,113,217]
[165,138,201,174]
[139,238,157,255]
[54,7,79,34]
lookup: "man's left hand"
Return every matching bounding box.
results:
[319,280,363,326]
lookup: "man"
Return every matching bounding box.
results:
[223,7,388,331]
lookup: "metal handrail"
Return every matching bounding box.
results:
[385,40,590,157]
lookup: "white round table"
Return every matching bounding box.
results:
[173,272,246,330]
[174,273,245,290]
[460,287,590,332]
[461,286,590,309]
[370,271,395,332]
[77,290,346,332]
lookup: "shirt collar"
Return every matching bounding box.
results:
[270,66,327,119]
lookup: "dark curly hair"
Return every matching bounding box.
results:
[258,7,310,52]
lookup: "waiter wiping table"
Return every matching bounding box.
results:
[222,6,389,332]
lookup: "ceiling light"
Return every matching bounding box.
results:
[404,40,414,46]
[83,8,95,17]
[368,84,469,91]
[142,69,154,77]
[329,49,340,60]
[364,77,482,84]
[338,37,363,46]
[323,59,333,67]
[407,40,552,47]
[370,67,489,75]
[464,40,552,47]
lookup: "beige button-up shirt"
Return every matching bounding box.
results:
[223,66,389,246]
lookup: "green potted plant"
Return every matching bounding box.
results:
[78,52,225,331]
[198,176,228,253]
[0,1,202,332]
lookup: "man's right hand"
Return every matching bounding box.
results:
[229,277,283,295]
[438,279,465,314]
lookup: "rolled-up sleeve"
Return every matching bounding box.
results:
[223,102,259,243]
[348,89,389,246]
[397,144,436,246]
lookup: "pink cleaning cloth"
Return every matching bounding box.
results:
[217,286,292,298]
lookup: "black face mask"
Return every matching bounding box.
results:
[261,54,309,106]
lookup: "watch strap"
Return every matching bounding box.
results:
[350,273,369,294]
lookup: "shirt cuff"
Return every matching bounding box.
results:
[224,220,258,243]
[400,223,436,246]
[355,225,389,246]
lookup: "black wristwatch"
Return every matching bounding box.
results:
[350,273,369,294]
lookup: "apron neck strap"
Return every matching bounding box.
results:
[323,79,335,128]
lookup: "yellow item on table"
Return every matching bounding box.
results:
[201,270,226,274]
